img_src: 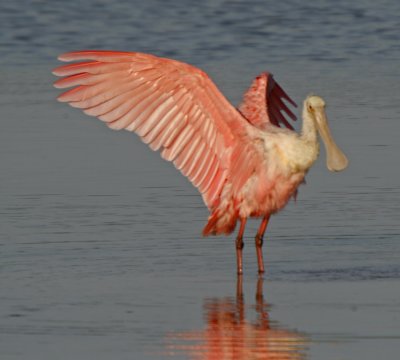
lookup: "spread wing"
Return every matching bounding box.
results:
[53,50,260,208]
[238,72,297,130]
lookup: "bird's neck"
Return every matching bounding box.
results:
[294,104,320,171]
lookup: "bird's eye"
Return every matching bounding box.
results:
[308,104,313,112]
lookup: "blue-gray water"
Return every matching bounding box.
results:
[1,0,400,359]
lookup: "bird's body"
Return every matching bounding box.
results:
[202,123,316,235]
[53,50,348,274]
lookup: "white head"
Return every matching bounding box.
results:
[305,95,349,172]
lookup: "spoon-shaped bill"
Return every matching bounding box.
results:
[315,110,349,172]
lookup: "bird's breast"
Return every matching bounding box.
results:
[264,133,319,174]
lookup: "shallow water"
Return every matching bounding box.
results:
[1,0,400,359]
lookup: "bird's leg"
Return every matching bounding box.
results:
[255,215,271,274]
[235,218,247,275]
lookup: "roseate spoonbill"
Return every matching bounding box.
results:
[53,50,348,274]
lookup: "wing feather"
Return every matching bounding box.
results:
[101,87,155,127]
[238,72,297,130]
[199,154,219,193]
[54,61,157,78]
[149,111,186,151]
[190,147,211,186]
[120,90,167,132]
[161,123,193,161]
[135,95,176,137]
[84,89,142,117]
[53,50,262,209]
[69,79,148,110]
[144,104,187,149]
[185,143,207,180]
[179,138,202,176]
[204,168,227,206]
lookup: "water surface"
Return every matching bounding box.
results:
[1,0,400,359]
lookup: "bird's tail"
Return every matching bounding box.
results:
[202,204,238,236]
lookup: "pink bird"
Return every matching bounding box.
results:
[53,50,348,274]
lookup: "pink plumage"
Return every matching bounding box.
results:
[53,50,348,274]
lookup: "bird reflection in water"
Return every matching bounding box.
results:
[165,277,308,359]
